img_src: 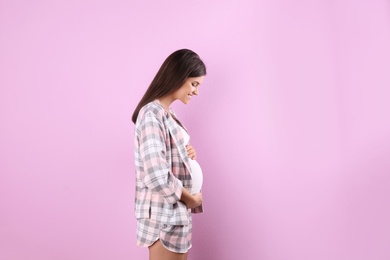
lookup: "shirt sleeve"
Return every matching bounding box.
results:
[137,113,183,204]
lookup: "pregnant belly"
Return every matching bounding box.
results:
[189,160,203,194]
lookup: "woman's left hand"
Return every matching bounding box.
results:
[186,144,197,160]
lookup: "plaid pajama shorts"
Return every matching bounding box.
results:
[136,218,192,253]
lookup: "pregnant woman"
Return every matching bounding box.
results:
[131,49,206,260]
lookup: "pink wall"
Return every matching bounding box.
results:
[1,0,389,259]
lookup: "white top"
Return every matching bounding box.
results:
[179,126,203,194]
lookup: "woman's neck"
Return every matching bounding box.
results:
[157,96,175,112]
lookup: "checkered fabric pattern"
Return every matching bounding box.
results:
[134,100,203,227]
[136,217,193,253]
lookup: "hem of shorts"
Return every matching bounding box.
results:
[137,238,191,254]
[136,237,159,248]
[160,239,192,254]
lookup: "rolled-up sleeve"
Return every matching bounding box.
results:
[137,114,183,204]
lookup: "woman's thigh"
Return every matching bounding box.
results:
[149,240,187,260]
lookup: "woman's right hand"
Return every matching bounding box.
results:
[181,188,202,209]
[186,193,203,209]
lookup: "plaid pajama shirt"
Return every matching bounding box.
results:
[134,99,203,252]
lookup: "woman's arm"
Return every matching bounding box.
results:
[137,113,183,204]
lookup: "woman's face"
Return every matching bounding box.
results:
[173,76,205,105]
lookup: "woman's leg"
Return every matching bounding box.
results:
[149,239,186,260]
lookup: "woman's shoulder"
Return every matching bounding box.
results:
[138,100,167,122]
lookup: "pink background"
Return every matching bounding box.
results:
[1,0,390,259]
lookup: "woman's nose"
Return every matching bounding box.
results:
[193,88,199,95]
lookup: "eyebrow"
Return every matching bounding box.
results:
[193,81,200,85]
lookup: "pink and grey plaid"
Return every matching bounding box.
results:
[133,100,203,251]
[136,217,192,253]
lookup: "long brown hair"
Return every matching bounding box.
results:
[131,49,207,123]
